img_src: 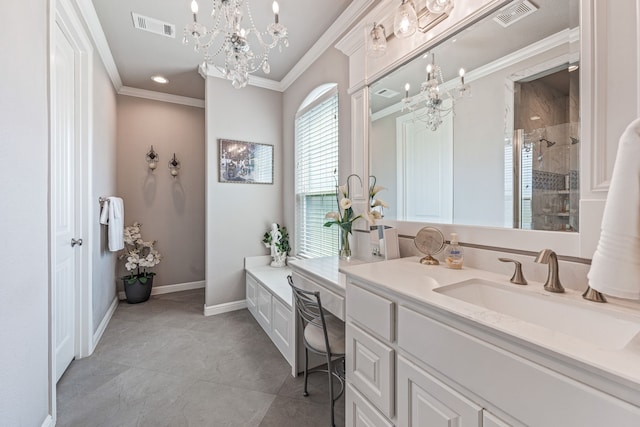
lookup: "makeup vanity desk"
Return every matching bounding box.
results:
[245,255,374,376]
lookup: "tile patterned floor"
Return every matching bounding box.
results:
[56,289,345,427]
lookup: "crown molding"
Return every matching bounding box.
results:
[73,0,122,91]
[76,0,375,95]
[118,86,205,108]
[280,0,377,91]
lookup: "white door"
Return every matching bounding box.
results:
[52,21,80,382]
[396,103,453,222]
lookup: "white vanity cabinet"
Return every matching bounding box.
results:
[244,259,295,368]
[344,275,640,427]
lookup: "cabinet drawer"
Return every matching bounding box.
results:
[292,271,345,321]
[397,355,482,427]
[347,323,394,418]
[397,306,640,426]
[347,283,394,341]
[346,384,394,427]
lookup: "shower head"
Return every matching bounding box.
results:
[539,137,556,148]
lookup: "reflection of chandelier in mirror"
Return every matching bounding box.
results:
[402,53,470,131]
[183,0,288,89]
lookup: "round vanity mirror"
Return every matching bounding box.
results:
[414,227,445,265]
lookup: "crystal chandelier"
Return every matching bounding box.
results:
[184,0,288,89]
[402,53,470,131]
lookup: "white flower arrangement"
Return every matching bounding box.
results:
[120,222,161,283]
[367,176,388,224]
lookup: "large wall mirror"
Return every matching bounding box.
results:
[369,0,579,233]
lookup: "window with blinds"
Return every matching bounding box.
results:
[295,85,339,258]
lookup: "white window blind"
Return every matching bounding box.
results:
[295,86,339,258]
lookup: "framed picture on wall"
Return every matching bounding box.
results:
[218,139,274,184]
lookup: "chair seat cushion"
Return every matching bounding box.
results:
[304,314,345,355]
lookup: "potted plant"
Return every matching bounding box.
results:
[120,222,162,303]
[262,223,290,267]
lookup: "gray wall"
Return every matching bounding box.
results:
[92,52,119,330]
[282,47,352,251]
[0,1,50,424]
[205,78,283,307]
[116,95,206,289]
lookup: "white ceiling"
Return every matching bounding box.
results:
[91,0,354,99]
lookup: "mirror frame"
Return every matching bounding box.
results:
[338,0,592,258]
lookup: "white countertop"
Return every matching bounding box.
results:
[340,257,640,397]
[245,262,293,307]
[287,256,371,296]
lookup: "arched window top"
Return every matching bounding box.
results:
[297,83,338,116]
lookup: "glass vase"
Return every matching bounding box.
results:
[339,229,352,260]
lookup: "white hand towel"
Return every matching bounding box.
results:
[100,197,125,252]
[588,118,640,299]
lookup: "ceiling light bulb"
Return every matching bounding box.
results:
[190,0,199,14]
[151,75,168,84]
[272,1,279,15]
[426,0,453,14]
[394,0,418,38]
[459,68,465,77]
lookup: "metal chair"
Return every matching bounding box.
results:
[288,275,345,427]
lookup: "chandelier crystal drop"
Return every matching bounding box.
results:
[184,0,288,89]
[402,53,470,131]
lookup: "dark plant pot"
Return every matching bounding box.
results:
[123,274,154,304]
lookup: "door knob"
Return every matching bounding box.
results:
[71,238,83,247]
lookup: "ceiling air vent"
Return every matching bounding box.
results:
[131,12,175,38]
[374,88,400,99]
[493,0,538,28]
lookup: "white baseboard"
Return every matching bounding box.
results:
[41,415,54,427]
[92,295,118,353]
[118,280,206,300]
[204,299,247,316]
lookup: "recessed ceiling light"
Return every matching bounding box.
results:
[530,115,541,121]
[151,75,169,84]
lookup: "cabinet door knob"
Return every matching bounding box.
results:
[71,238,83,247]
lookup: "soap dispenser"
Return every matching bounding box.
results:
[444,233,464,269]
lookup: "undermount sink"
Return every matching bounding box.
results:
[434,279,640,350]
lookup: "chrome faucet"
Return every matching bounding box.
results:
[534,249,565,293]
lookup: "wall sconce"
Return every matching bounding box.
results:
[146,145,159,171]
[394,0,418,38]
[367,22,387,58]
[168,153,181,177]
[426,0,454,14]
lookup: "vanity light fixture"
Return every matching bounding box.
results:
[394,0,418,38]
[146,145,159,171]
[168,153,181,177]
[367,22,387,58]
[402,52,470,131]
[426,0,454,14]
[183,0,288,89]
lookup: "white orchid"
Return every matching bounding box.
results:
[339,198,352,210]
[369,185,386,198]
[325,211,340,221]
[371,198,389,208]
[119,222,161,280]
